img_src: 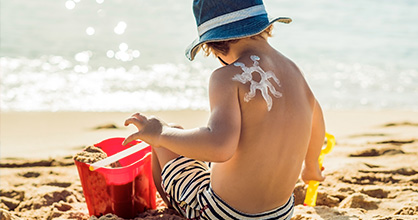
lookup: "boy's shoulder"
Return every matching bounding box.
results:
[211,55,257,75]
[208,64,245,97]
[210,63,240,81]
[210,52,292,83]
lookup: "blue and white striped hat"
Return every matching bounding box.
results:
[185,0,291,61]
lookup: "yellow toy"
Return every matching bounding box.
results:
[303,132,335,207]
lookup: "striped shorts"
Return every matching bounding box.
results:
[161,156,295,220]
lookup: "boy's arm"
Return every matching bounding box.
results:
[123,68,241,162]
[301,100,326,183]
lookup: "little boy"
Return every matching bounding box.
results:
[123,0,325,219]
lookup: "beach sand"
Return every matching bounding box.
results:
[1,110,418,219]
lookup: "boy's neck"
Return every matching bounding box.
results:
[228,38,272,62]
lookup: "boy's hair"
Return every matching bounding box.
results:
[202,25,273,57]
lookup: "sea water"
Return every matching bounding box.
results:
[1,0,418,112]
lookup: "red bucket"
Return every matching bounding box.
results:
[75,137,157,218]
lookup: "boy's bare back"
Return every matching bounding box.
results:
[210,42,325,213]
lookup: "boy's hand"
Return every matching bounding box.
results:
[122,113,166,147]
[301,164,325,184]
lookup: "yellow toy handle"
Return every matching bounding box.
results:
[303,133,335,207]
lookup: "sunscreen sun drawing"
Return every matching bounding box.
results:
[232,55,282,111]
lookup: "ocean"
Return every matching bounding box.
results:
[1,0,418,112]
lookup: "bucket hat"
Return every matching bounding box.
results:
[185,0,292,61]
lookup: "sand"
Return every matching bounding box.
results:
[1,110,418,219]
[73,146,108,164]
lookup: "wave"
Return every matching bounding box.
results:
[1,56,417,112]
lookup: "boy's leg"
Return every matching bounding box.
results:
[151,147,179,208]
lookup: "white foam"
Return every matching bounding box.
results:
[0,57,211,112]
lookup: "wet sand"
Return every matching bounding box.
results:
[1,110,418,219]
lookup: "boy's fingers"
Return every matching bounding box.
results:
[125,113,147,125]
[132,113,147,121]
[123,113,148,145]
[124,117,146,130]
[122,133,139,146]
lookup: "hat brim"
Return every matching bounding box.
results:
[185,16,292,61]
